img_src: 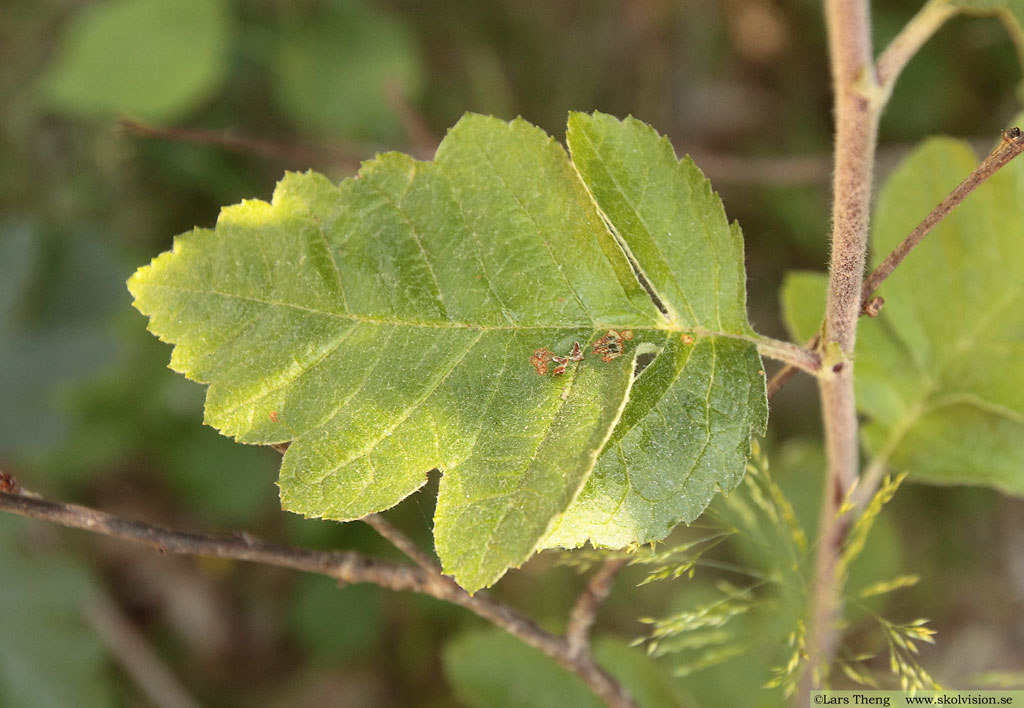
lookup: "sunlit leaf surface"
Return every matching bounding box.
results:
[129,112,767,591]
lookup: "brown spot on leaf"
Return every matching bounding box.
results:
[593,330,631,363]
[551,355,570,376]
[534,342,584,376]
[531,348,555,376]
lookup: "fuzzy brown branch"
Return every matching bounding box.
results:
[0,490,637,708]
[566,557,629,660]
[802,0,878,702]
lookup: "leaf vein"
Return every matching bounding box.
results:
[362,173,450,321]
[479,147,596,325]
[316,329,486,478]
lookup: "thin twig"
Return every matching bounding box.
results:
[566,557,629,660]
[0,490,638,708]
[766,334,821,400]
[688,151,832,185]
[753,335,822,374]
[765,364,800,399]
[861,126,1024,305]
[384,81,439,158]
[362,512,440,572]
[83,594,202,708]
[875,0,958,91]
[117,118,365,171]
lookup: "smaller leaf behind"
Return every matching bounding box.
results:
[780,136,1024,496]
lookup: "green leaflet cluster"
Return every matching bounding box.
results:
[129,112,768,592]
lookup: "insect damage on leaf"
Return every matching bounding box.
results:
[552,341,584,376]
[530,348,555,376]
[592,329,634,362]
[531,342,584,376]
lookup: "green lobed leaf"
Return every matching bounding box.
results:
[129,112,767,591]
[780,137,1024,495]
[38,0,230,122]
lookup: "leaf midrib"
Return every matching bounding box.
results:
[570,122,692,326]
[146,281,718,333]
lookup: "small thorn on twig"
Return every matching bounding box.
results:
[863,296,884,317]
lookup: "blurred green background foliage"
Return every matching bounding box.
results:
[1,0,1023,705]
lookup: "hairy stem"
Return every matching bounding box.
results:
[0,490,638,708]
[802,0,877,701]
[768,2,958,403]
[798,5,1015,696]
